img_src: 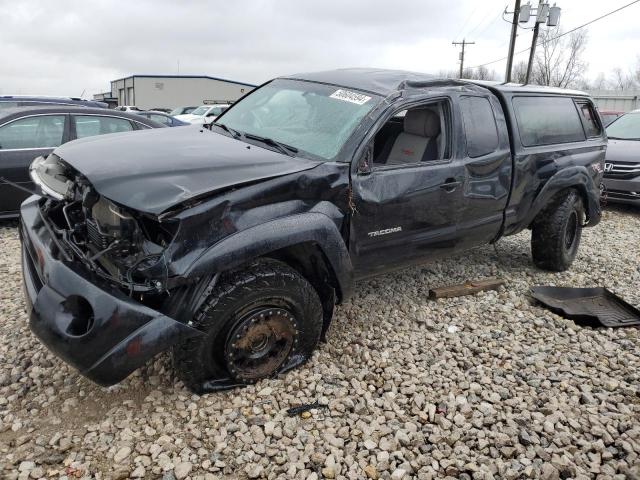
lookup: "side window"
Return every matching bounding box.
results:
[75,115,134,139]
[151,114,171,125]
[372,101,448,167]
[460,96,499,157]
[577,102,602,137]
[513,96,586,146]
[0,115,65,150]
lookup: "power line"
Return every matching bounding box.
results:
[467,9,503,39]
[454,4,482,40]
[467,0,640,70]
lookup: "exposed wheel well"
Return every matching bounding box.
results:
[530,186,589,228]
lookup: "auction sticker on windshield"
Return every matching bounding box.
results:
[329,89,371,105]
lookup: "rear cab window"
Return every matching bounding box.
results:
[576,101,602,138]
[460,96,499,157]
[512,96,586,147]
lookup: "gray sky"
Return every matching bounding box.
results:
[1,0,638,97]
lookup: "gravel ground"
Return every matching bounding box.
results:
[1,206,640,480]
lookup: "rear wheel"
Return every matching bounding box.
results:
[531,189,584,272]
[173,260,323,392]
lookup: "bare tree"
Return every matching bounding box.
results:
[590,73,607,90]
[511,61,528,84]
[436,69,459,79]
[609,67,639,90]
[532,27,588,88]
[459,65,498,81]
[473,65,497,80]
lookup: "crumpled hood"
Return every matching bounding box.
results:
[54,126,321,215]
[605,138,640,162]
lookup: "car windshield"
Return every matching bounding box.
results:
[216,79,381,160]
[606,113,640,140]
[191,106,210,115]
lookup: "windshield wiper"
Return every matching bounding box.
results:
[243,133,298,157]
[608,136,639,140]
[212,122,241,139]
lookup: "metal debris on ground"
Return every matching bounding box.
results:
[286,401,329,417]
[429,278,505,299]
[531,286,640,327]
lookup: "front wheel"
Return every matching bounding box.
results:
[531,189,584,272]
[173,260,323,392]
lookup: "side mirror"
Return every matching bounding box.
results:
[357,145,373,175]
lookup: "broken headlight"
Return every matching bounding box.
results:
[30,154,74,200]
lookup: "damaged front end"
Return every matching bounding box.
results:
[22,155,203,386]
[30,154,180,295]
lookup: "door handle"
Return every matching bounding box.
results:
[440,178,461,192]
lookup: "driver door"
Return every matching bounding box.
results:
[349,99,465,278]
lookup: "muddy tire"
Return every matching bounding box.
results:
[531,189,584,272]
[173,259,323,393]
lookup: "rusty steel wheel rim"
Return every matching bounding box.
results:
[225,307,298,382]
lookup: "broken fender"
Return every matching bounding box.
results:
[524,165,602,227]
[184,211,354,301]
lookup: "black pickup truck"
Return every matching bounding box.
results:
[21,69,606,392]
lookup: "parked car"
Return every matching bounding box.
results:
[0,106,165,218]
[169,106,198,116]
[21,69,604,391]
[0,95,107,110]
[114,105,144,112]
[134,111,188,127]
[599,110,624,127]
[602,109,640,206]
[175,104,230,125]
[149,108,173,114]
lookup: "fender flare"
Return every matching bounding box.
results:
[523,166,601,228]
[183,212,354,301]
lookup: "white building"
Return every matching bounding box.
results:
[94,74,256,109]
[588,90,640,112]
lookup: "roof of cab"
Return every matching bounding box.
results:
[468,79,589,97]
[284,68,590,97]
[284,68,450,96]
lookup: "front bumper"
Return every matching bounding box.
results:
[603,176,640,206]
[19,196,203,386]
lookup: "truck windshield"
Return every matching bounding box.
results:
[216,79,381,160]
[606,112,640,140]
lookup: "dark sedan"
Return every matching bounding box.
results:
[0,95,107,110]
[134,111,188,127]
[0,106,164,218]
[603,110,640,206]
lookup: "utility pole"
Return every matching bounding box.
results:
[452,39,475,78]
[524,21,541,84]
[523,2,562,84]
[504,0,521,83]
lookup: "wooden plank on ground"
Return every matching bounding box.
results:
[429,278,505,299]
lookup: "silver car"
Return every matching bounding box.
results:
[603,110,640,206]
